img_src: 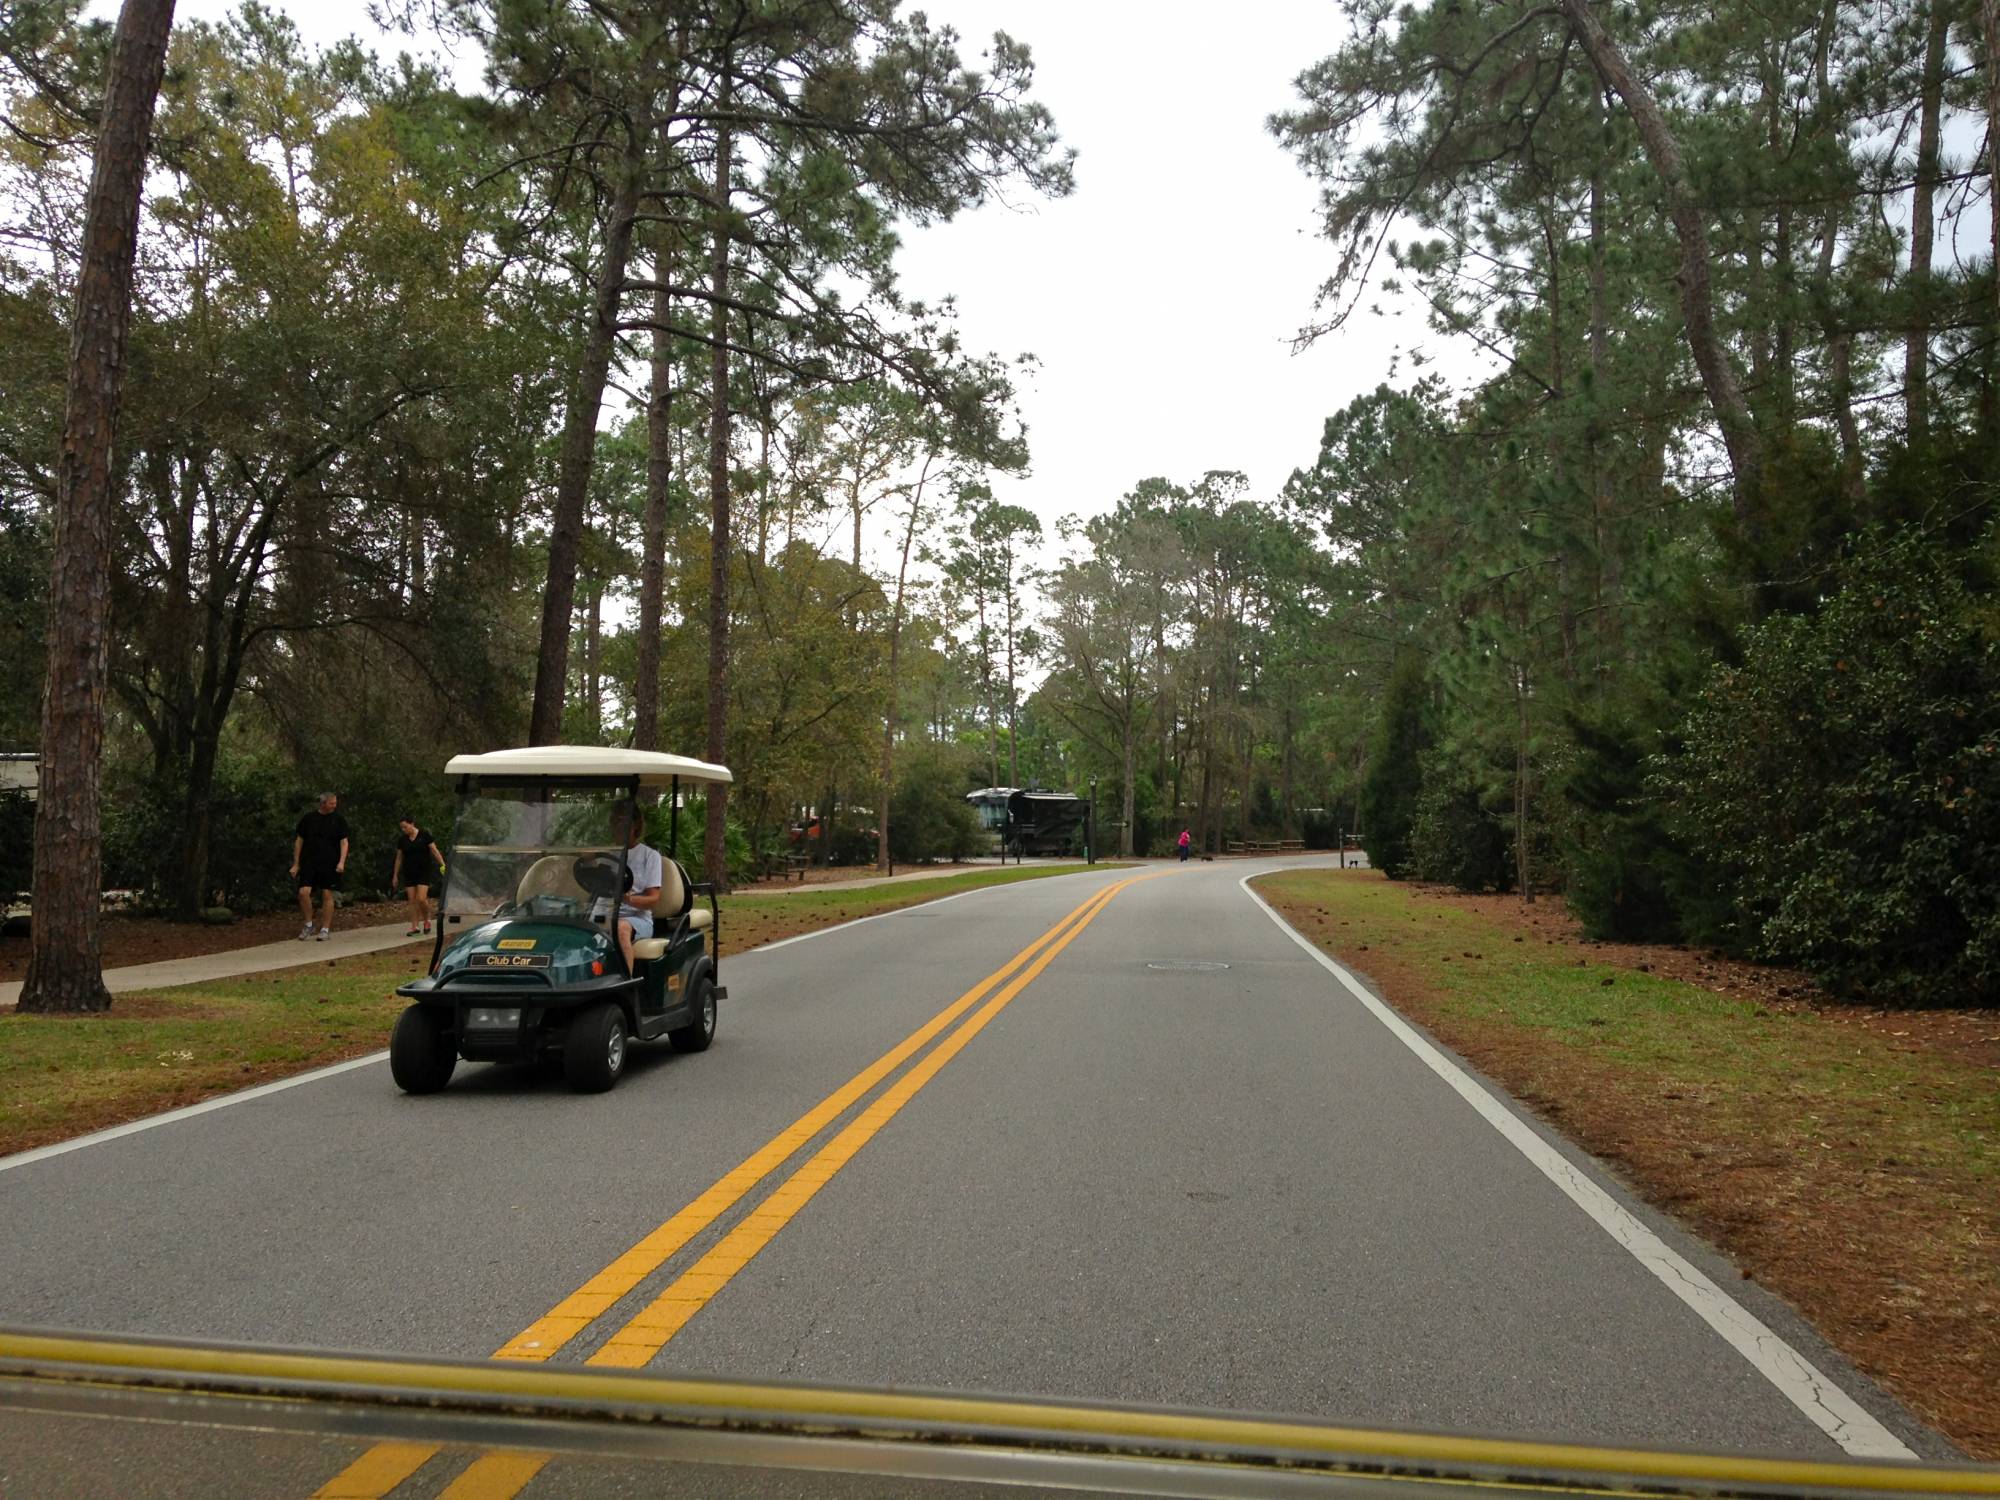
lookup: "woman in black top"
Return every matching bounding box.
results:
[392,818,443,936]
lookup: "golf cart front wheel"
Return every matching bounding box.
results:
[390,1005,456,1094]
[564,1002,627,1093]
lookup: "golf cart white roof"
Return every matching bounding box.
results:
[444,746,733,786]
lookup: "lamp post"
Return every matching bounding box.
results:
[1086,778,1096,866]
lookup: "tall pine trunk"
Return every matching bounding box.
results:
[1561,0,1764,532]
[22,0,178,1014]
[1514,661,1534,905]
[634,244,673,752]
[1004,580,1020,785]
[1587,106,1619,677]
[631,51,687,753]
[1986,0,2000,334]
[170,732,217,918]
[703,87,735,890]
[1119,716,1136,857]
[584,579,603,737]
[1906,0,1949,450]
[528,144,642,745]
[1195,687,1214,855]
[974,595,1000,784]
[877,456,933,872]
[1809,0,1866,503]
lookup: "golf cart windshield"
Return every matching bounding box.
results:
[440,783,632,924]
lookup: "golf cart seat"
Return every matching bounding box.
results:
[659,855,688,917]
[626,911,710,963]
[627,859,705,964]
[517,855,590,905]
[661,860,713,929]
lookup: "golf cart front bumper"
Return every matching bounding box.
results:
[396,973,640,1062]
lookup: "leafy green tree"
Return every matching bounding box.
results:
[1041,527,1154,856]
[946,489,1041,784]
[887,742,981,863]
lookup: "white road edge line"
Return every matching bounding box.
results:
[1238,872,1918,1462]
[0,1052,390,1175]
[0,872,1114,1171]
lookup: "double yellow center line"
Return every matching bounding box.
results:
[313,869,1151,1497]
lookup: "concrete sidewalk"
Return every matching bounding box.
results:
[0,923,427,1007]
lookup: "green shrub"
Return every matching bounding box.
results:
[1408,758,1512,892]
[1656,533,2000,1004]
[1359,651,1431,878]
[1564,716,1732,945]
[889,748,983,863]
[1298,808,1342,850]
[827,817,880,866]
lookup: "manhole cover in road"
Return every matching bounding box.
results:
[1145,960,1230,972]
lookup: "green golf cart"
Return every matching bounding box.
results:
[389,747,732,1095]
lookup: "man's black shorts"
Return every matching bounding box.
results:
[298,864,343,893]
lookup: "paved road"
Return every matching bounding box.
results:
[0,857,1952,1496]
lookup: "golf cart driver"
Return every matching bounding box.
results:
[604,798,662,976]
[388,746,730,1095]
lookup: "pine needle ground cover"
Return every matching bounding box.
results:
[1255,867,2000,1457]
[0,863,1124,1158]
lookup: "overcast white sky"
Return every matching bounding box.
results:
[108,1,1438,539]
[888,1,1385,524]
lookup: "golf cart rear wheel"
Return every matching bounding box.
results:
[669,975,717,1053]
[390,1005,456,1094]
[564,1002,627,1093]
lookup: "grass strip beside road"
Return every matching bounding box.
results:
[1255,867,2000,1460]
[0,862,1127,1160]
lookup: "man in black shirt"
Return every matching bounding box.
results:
[291,791,349,941]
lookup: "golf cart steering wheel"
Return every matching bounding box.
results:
[571,853,628,900]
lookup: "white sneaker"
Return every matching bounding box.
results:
[315,927,330,941]
[299,923,315,941]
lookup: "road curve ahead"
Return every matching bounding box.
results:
[0,856,1952,1496]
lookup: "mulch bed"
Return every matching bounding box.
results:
[0,901,411,983]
